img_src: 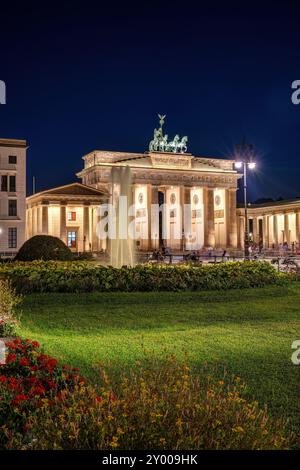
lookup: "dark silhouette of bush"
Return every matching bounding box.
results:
[15,235,73,261]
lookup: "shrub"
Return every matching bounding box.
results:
[0,338,85,449]
[15,235,73,262]
[7,355,295,450]
[0,279,21,337]
[73,251,94,261]
[0,260,283,294]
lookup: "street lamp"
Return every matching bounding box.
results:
[234,140,256,260]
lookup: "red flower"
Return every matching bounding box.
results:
[37,354,49,363]
[12,394,28,405]
[96,396,102,403]
[32,385,46,396]
[6,353,16,363]
[47,358,58,369]
[19,357,30,367]
[27,376,38,384]
[47,380,57,390]
[0,375,7,383]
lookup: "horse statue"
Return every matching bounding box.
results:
[168,134,180,153]
[149,128,160,152]
[148,115,189,154]
[177,136,188,153]
[159,134,168,152]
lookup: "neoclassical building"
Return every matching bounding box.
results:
[26,183,107,252]
[237,199,300,249]
[76,149,240,251]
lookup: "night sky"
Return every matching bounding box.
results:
[1,1,300,202]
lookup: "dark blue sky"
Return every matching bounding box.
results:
[1,1,300,201]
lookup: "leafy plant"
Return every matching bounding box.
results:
[0,279,21,337]
[0,338,84,449]
[0,260,284,294]
[6,354,295,450]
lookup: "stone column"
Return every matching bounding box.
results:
[97,199,108,253]
[60,205,67,245]
[32,207,37,236]
[146,185,153,251]
[263,215,269,248]
[284,213,289,245]
[150,185,159,250]
[96,205,102,252]
[42,205,48,234]
[252,217,258,243]
[179,186,191,251]
[32,207,35,237]
[204,187,215,247]
[273,214,278,247]
[226,188,237,248]
[27,208,32,239]
[91,207,98,252]
[296,211,300,246]
[238,216,245,249]
[83,205,90,251]
[160,186,167,248]
[37,206,42,234]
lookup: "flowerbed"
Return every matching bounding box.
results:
[0,339,295,450]
[0,338,86,449]
[0,260,283,294]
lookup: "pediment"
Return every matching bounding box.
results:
[37,183,108,197]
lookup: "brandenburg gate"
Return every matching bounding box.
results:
[76,116,240,251]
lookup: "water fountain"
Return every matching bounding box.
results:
[110,166,135,268]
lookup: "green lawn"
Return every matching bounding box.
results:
[19,283,300,433]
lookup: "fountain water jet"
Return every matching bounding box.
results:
[110,166,135,268]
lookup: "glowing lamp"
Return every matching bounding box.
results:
[248,162,256,169]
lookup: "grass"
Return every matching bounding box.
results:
[18,282,300,434]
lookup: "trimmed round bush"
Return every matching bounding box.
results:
[15,235,73,262]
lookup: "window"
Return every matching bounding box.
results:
[8,199,17,216]
[1,175,7,191]
[67,230,77,248]
[8,228,17,249]
[68,211,76,221]
[9,155,17,164]
[9,175,16,192]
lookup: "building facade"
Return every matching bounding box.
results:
[76,150,240,251]
[26,183,108,252]
[0,138,27,256]
[237,199,300,249]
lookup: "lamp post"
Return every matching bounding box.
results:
[234,140,256,260]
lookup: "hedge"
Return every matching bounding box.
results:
[0,261,284,294]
